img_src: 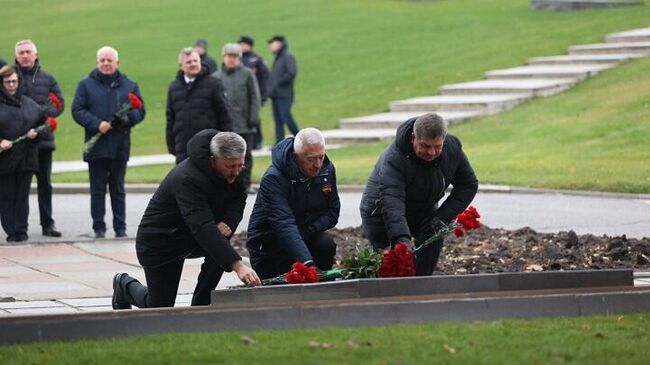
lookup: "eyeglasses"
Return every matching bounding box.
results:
[3,79,18,85]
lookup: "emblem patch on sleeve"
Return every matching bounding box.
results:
[322,183,333,193]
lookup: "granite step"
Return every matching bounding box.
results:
[568,42,650,55]
[606,27,650,43]
[389,94,531,114]
[339,111,483,129]
[438,78,577,97]
[320,128,397,144]
[527,54,642,66]
[485,64,612,80]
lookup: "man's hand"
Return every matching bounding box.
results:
[231,260,261,286]
[420,216,444,239]
[26,129,38,140]
[216,222,232,238]
[98,121,112,134]
[0,139,12,151]
[395,236,416,252]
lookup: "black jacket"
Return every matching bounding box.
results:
[269,43,297,99]
[16,59,64,151]
[241,51,270,104]
[136,129,246,269]
[72,69,146,162]
[0,82,45,175]
[247,137,340,263]
[200,53,218,75]
[166,69,232,163]
[360,118,478,242]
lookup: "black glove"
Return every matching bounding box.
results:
[417,216,445,242]
[394,236,415,252]
[247,118,260,130]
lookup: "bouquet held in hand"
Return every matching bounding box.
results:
[83,92,142,155]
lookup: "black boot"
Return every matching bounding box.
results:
[112,273,138,310]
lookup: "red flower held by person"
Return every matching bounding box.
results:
[285,262,320,284]
[48,92,62,112]
[127,92,143,110]
[46,116,58,132]
[377,243,416,277]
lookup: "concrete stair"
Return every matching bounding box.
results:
[321,26,650,145]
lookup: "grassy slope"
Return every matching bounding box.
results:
[54,56,650,192]
[1,314,648,364]
[2,0,649,162]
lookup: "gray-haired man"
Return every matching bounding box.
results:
[360,113,478,276]
[112,129,260,309]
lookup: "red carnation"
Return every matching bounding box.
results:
[128,92,143,110]
[453,227,465,237]
[377,243,415,277]
[46,116,58,132]
[48,92,62,112]
[285,262,319,284]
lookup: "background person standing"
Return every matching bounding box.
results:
[14,40,65,237]
[72,46,146,239]
[268,35,299,144]
[238,35,269,150]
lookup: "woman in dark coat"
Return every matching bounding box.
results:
[0,65,45,242]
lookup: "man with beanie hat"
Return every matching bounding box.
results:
[268,35,299,144]
[214,43,261,194]
[194,38,217,74]
[238,35,270,150]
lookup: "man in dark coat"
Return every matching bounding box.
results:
[112,130,261,309]
[194,38,217,75]
[238,35,269,150]
[360,113,478,275]
[268,35,299,144]
[166,47,232,163]
[247,128,340,279]
[72,46,146,239]
[214,43,261,193]
[14,40,65,237]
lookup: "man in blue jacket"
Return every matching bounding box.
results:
[247,128,340,279]
[268,35,299,144]
[72,46,146,239]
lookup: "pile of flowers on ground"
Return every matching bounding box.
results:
[257,206,481,286]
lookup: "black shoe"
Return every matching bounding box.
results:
[94,230,105,239]
[6,235,17,243]
[112,273,132,310]
[15,233,28,242]
[42,226,62,237]
[115,231,127,238]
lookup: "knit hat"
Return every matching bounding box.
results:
[222,43,242,57]
[238,36,254,46]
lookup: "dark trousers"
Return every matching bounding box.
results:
[250,231,337,280]
[36,149,55,229]
[0,172,33,239]
[362,216,443,276]
[271,97,299,144]
[122,255,223,308]
[253,122,263,150]
[238,132,254,188]
[88,159,127,234]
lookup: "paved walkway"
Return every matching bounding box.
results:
[1,188,649,316]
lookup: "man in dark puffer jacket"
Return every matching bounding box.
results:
[166,47,232,163]
[360,113,478,276]
[111,130,260,309]
[14,40,65,237]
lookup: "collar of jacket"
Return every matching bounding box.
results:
[90,68,122,87]
[176,67,209,83]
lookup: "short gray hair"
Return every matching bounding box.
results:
[178,47,199,65]
[15,40,37,54]
[293,128,325,154]
[413,113,447,139]
[97,46,119,61]
[210,132,246,159]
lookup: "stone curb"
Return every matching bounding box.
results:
[40,182,650,200]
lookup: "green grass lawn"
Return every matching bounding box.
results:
[1,313,648,364]
[54,56,650,192]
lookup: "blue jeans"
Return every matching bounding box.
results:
[88,158,127,233]
[271,97,299,143]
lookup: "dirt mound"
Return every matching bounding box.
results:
[231,225,650,274]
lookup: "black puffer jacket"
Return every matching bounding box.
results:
[136,129,246,269]
[16,60,64,151]
[166,69,232,163]
[360,118,478,242]
[0,83,45,175]
[247,137,340,263]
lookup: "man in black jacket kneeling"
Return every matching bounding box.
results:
[112,129,260,309]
